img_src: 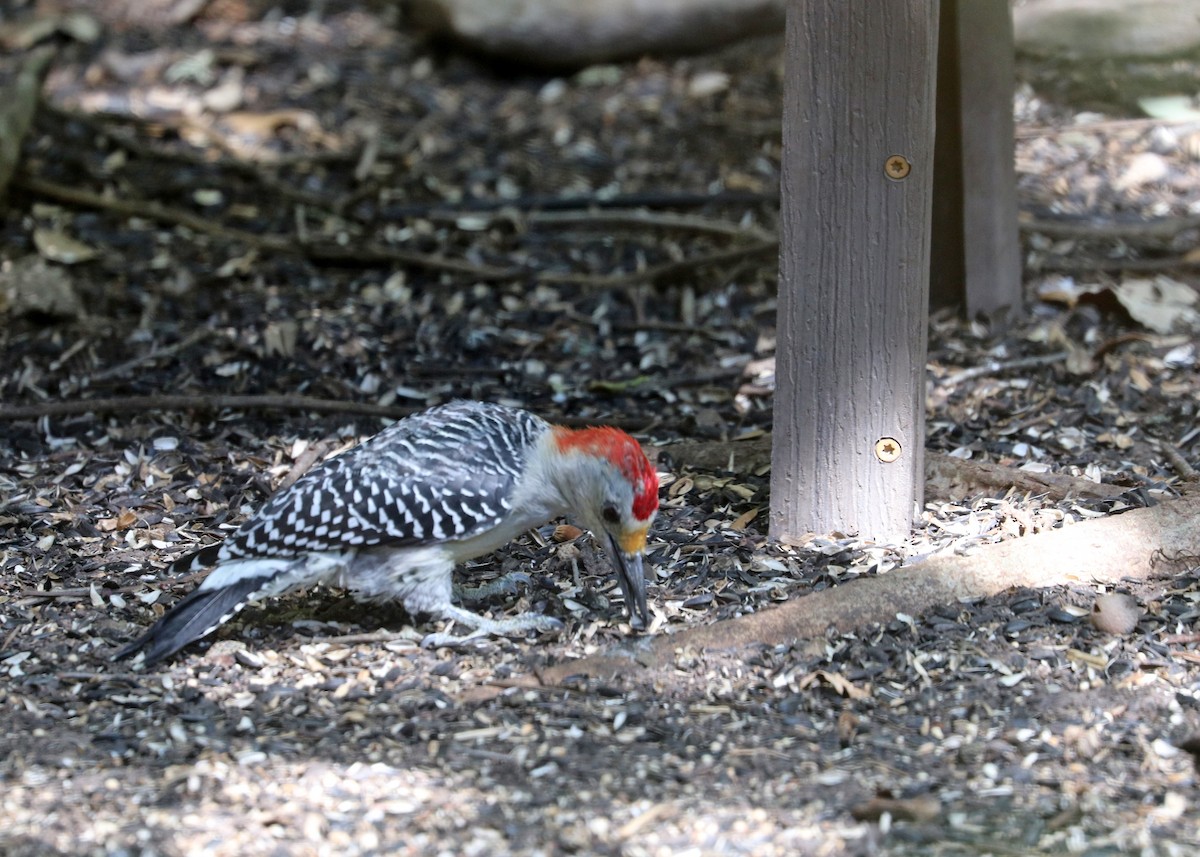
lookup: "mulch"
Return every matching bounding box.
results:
[1,2,1199,854]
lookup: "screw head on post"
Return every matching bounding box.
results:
[884,155,911,180]
[874,436,902,463]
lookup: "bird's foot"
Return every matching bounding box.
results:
[453,571,533,603]
[421,605,563,648]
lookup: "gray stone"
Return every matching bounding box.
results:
[1013,0,1200,59]
[406,0,786,68]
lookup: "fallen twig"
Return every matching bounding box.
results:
[15,568,210,602]
[0,393,650,430]
[54,671,149,682]
[48,105,339,210]
[277,439,334,491]
[1035,256,1200,275]
[1155,438,1198,481]
[661,436,1129,503]
[560,308,745,340]
[298,240,519,279]
[523,209,776,243]
[76,328,215,389]
[1016,115,1200,139]
[1022,213,1200,241]
[12,173,521,280]
[937,351,1070,387]
[923,450,1130,503]
[0,394,418,422]
[536,240,778,288]
[378,188,778,219]
[1,625,20,653]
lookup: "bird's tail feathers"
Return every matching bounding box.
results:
[168,542,223,576]
[113,577,263,666]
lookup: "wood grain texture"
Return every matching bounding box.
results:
[770,0,938,543]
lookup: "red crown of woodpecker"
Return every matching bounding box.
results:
[554,425,659,522]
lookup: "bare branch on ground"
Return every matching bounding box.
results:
[0,393,650,430]
[660,436,1133,503]
[537,490,1200,685]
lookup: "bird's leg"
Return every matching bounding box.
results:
[420,604,563,649]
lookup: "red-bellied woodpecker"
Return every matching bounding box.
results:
[114,401,659,666]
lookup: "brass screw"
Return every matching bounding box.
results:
[884,155,911,180]
[874,436,902,463]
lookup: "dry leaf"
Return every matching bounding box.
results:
[33,229,98,265]
[668,476,693,497]
[97,509,138,531]
[729,506,760,530]
[1113,277,1200,334]
[796,669,869,700]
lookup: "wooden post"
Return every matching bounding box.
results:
[930,0,1022,324]
[770,0,938,543]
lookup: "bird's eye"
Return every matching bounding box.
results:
[602,505,620,524]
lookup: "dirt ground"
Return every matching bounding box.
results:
[2,2,1200,855]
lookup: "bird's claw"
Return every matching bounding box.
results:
[420,627,491,649]
[420,611,564,649]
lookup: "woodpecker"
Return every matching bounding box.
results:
[114,401,659,666]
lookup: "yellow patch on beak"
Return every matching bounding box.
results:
[618,525,649,556]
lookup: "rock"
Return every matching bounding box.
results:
[1089,592,1142,635]
[1013,0,1200,109]
[406,0,786,68]
[407,0,1200,109]
[410,0,1200,70]
[1013,0,1200,59]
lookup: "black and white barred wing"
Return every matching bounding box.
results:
[190,403,544,568]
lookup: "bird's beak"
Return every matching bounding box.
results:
[609,527,650,630]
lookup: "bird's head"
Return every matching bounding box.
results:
[552,425,659,629]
